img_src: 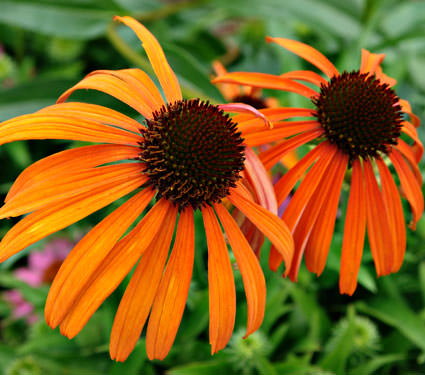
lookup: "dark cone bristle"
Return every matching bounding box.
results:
[313,71,403,161]
[140,99,245,210]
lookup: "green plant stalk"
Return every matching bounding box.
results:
[106,22,214,101]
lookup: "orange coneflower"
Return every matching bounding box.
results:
[0,17,294,361]
[213,37,424,295]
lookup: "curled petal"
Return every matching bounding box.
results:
[219,103,272,128]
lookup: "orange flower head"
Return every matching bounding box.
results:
[213,37,423,295]
[0,17,294,362]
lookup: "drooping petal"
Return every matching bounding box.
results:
[114,16,182,103]
[274,141,332,206]
[39,102,142,133]
[244,121,322,147]
[280,70,328,87]
[108,202,178,362]
[243,146,278,214]
[363,160,394,276]
[399,99,420,128]
[0,163,144,218]
[395,139,422,187]
[57,72,156,118]
[266,37,339,78]
[259,128,323,169]
[360,49,385,76]
[60,199,176,340]
[401,121,423,163]
[287,150,344,281]
[146,208,195,360]
[228,187,294,272]
[212,72,318,99]
[212,60,240,100]
[376,158,406,272]
[304,151,348,275]
[0,114,141,146]
[282,144,337,231]
[6,144,140,203]
[389,149,424,230]
[214,203,266,338]
[339,159,366,295]
[45,188,155,327]
[0,175,146,262]
[202,205,236,354]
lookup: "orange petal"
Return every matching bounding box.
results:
[363,160,394,276]
[146,208,195,360]
[395,139,422,187]
[0,163,144,218]
[360,49,385,75]
[88,69,165,113]
[339,159,366,295]
[287,150,344,280]
[57,72,156,118]
[274,141,332,206]
[389,149,424,230]
[399,99,420,128]
[282,144,337,231]
[0,175,145,262]
[214,203,266,338]
[212,72,318,99]
[60,200,176,341]
[376,158,406,272]
[229,187,294,273]
[219,103,272,128]
[234,108,316,132]
[244,146,278,214]
[259,127,323,169]
[114,16,182,103]
[6,144,140,203]
[202,205,236,354]
[244,121,322,147]
[212,60,240,100]
[266,37,339,78]
[280,70,327,87]
[39,102,142,133]
[375,65,397,87]
[401,121,423,163]
[45,188,155,328]
[304,151,348,275]
[0,114,141,146]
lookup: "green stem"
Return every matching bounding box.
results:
[106,22,212,100]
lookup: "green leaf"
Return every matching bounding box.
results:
[0,1,116,39]
[168,360,233,375]
[349,353,404,375]
[108,340,147,375]
[0,78,75,120]
[380,1,425,38]
[357,278,425,353]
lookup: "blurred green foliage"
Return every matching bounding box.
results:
[1,0,425,374]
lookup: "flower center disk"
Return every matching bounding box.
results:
[140,99,245,210]
[313,71,403,161]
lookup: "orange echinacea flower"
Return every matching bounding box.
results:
[213,37,424,295]
[0,18,294,361]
